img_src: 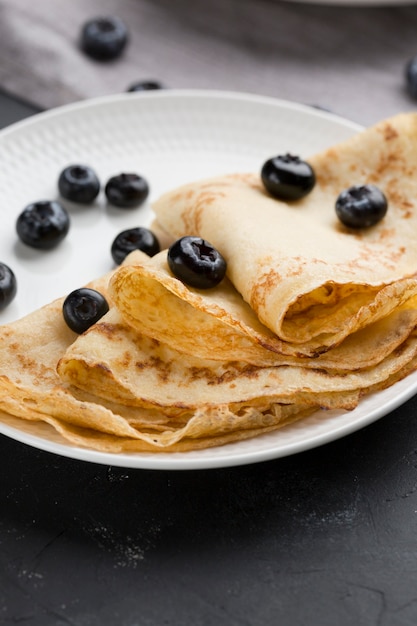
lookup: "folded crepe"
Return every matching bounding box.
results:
[150,113,417,350]
[109,250,417,367]
[1,251,311,451]
[2,112,417,453]
[0,285,317,451]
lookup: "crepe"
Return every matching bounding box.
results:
[109,250,417,367]
[2,113,417,454]
[151,113,417,349]
[57,303,417,409]
[0,290,317,451]
[0,250,321,451]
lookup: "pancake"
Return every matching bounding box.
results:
[151,113,417,348]
[58,303,417,414]
[109,251,417,368]
[0,295,317,450]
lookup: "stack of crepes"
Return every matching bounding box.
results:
[2,112,417,453]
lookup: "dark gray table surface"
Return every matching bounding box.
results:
[1,90,417,626]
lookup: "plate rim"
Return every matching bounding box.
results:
[0,88,363,138]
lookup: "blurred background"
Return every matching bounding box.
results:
[1,0,417,125]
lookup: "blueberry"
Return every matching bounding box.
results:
[111,227,160,264]
[127,80,165,92]
[0,262,17,310]
[406,56,417,99]
[105,173,149,209]
[80,16,128,61]
[58,164,100,204]
[335,184,388,228]
[167,236,227,289]
[261,154,316,201]
[63,288,109,334]
[16,200,70,249]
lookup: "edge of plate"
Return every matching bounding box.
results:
[0,88,364,140]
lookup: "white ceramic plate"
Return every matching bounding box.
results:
[1,89,416,470]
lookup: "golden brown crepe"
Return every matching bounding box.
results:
[151,113,417,349]
[109,250,417,367]
[0,296,316,451]
[57,304,417,411]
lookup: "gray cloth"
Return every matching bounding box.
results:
[0,0,416,126]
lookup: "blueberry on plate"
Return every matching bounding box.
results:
[105,173,149,209]
[405,56,417,100]
[167,236,227,289]
[0,262,17,310]
[16,200,70,249]
[111,227,160,264]
[335,184,388,228]
[58,164,100,204]
[80,16,129,61]
[63,288,109,334]
[127,80,165,92]
[261,154,316,201]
